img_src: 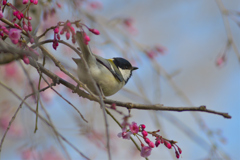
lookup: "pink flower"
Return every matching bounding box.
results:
[33,0,38,5]
[164,140,172,149]
[175,151,180,159]
[129,122,139,134]
[89,28,100,35]
[155,45,167,55]
[2,0,7,5]
[140,146,152,158]
[146,50,157,59]
[23,0,28,4]
[117,128,131,140]
[155,140,161,147]
[144,138,150,144]
[9,28,21,44]
[123,18,137,35]
[54,27,59,34]
[148,141,155,148]
[66,32,70,40]
[89,1,102,10]
[142,130,148,137]
[141,124,146,130]
[216,55,226,67]
[83,33,90,45]
[56,2,62,8]
[23,55,30,64]
[177,146,182,154]
[111,103,116,109]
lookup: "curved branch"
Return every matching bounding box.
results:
[29,60,231,119]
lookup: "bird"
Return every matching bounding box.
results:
[73,31,138,96]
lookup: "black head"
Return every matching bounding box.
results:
[112,58,138,70]
[113,57,138,83]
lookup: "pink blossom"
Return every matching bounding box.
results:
[142,130,148,137]
[23,55,30,64]
[178,146,182,154]
[140,146,152,158]
[144,138,150,144]
[56,2,62,8]
[117,128,131,140]
[216,55,226,67]
[129,122,139,134]
[33,0,38,5]
[70,26,75,35]
[164,140,172,149]
[155,140,161,147]
[23,24,28,32]
[123,18,137,34]
[2,0,7,5]
[123,18,134,27]
[14,23,22,29]
[89,1,102,10]
[89,28,100,35]
[141,124,146,130]
[28,24,32,31]
[148,141,155,148]
[23,0,28,4]
[9,28,21,44]
[16,13,22,20]
[111,103,116,109]
[155,45,167,55]
[146,50,157,59]
[84,33,90,45]
[1,26,9,34]
[66,32,70,40]
[54,27,59,34]
[175,151,180,159]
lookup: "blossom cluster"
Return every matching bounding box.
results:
[0,1,41,64]
[52,20,100,50]
[117,121,182,159]
[145,45,167,59]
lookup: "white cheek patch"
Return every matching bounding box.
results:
[119,68,131,82]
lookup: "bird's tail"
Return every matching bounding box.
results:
[75,31,93,62]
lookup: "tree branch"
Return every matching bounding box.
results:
[28,59,231,119]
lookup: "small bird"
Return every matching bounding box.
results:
[73,31,138,96]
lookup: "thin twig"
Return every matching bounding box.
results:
[0,81,90,160]
[0,97,25,153]
[215,0,240,62]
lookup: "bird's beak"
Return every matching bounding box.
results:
[132,67,138,70]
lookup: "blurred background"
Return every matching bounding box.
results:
[0,0,240,159]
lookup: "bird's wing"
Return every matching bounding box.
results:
[94,54,124,83]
